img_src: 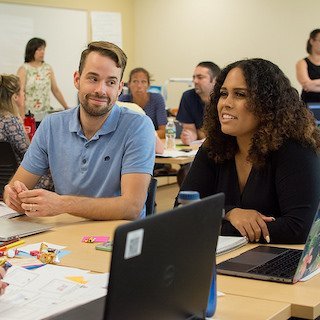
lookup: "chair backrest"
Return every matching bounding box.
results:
[145,177,158,216]
[0,142,18,198]
[116,101,145,115]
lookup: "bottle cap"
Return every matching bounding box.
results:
[178,191,200,202]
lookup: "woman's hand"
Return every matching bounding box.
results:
[225,208,275,243]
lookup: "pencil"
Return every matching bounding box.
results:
[0,239,25,251]
[0,258,6,267]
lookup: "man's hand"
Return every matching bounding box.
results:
[4,181,29,212]
[180,129,197,145]
[18,188,62,217]
[225,208,275,243]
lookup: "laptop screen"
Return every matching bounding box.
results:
[105,193,224,319]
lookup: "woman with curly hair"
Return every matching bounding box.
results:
[177,58,320,244]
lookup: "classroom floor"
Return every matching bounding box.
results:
[155,183,179,214]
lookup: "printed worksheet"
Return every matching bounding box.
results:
[1,265,108,320]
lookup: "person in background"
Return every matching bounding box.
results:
[296,29,320,104]
[176,61,220,145]
[0,74,53,190]
[119,67,167,138]
[177,58,320,244]
[116,100,164,154]
[4,41,155,220]
[17,37,68,121]
[0,267,7,296]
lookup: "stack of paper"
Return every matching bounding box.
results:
[156,149,197,158]
[1,265,108,320]
[216,236,248,256]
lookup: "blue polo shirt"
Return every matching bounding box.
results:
[176,89,205,129]
[21,105,155,218]
[119,92,167,130]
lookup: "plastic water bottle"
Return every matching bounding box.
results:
[178,190,217,318]
[177,190,200,205]
[165,118,176,150]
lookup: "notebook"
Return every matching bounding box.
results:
[217,206,320,284]
[0,201,23,219]
[50,193,225,320]
[216,236,248,256]
[0,219,52,241]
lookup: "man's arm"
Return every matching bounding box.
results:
[180,123,205,145]
[156,124,166,139]
[10,173,151,221]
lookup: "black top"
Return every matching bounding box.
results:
[176,89,205,129]
[301,58,320,103]
[178,140,320,244]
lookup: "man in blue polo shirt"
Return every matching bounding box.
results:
[177,61,220,145]
[4,41,155,220]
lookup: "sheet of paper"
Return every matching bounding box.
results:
[1,265,108,320]
[156,149,197,158]
[91,11,122,48]
[216,236,248,255]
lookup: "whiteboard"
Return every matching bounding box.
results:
[0,3,88,108]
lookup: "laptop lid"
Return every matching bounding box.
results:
[293,206,320,282]
[104,193,224,320]
[217,205,320,284]
[0,219,52,241]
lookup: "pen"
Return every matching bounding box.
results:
[0,240,25,251]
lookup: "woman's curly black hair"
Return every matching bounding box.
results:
[203,58,320,166]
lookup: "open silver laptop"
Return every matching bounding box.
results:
[0,219,52,241]
[217,206,320,284]
[50,193,225,320]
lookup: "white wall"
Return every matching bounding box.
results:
[133,0,320,108]
[0,3,88,108]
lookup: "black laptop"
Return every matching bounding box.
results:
[217,206,320,284]
[50,193,224,320]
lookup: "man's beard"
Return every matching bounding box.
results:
[194,86,202,95]
[80,93,113,117]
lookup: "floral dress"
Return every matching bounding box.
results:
[0,114,53,190]
[23,62,52,116]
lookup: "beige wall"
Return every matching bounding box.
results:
[133,0,320,108]
[2,0,320,109]
[0,0,135,80]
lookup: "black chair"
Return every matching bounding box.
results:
[145,177,158,216]
[0,142,18,199]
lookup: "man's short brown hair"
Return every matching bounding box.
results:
[78,41,127,79]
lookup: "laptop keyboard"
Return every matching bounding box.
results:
[248,249,302,278]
